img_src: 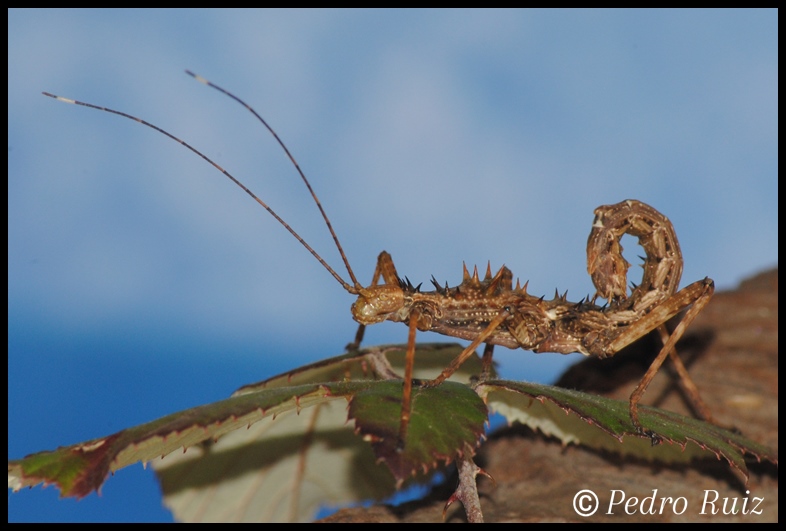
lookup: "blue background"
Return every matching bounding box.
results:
[8,9,777,522]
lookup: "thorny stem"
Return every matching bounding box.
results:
[441,348,498,522]
[443,442,494,523]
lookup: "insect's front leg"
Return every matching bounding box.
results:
[346,251,400,351]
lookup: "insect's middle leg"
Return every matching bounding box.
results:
[424,308,512,388]
[479,343,495,382]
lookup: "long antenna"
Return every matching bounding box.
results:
[42,74,361,294]
[184,71,361,289]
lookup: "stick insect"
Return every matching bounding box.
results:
[44,72,716,449]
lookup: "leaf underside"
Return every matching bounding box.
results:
[8,343,777,522]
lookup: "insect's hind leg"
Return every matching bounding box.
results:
[624,278,715,437]
[346,251,401,351]
[656,325,715,423]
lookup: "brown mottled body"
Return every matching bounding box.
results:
[351,199,715,443]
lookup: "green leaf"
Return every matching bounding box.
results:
[10,342,776,523]
[349,380,487,486]
[235,342,489,394]
[481,379,778,482]
[9,383,357,499]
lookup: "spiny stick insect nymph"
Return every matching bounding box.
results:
[44,72,717,453]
